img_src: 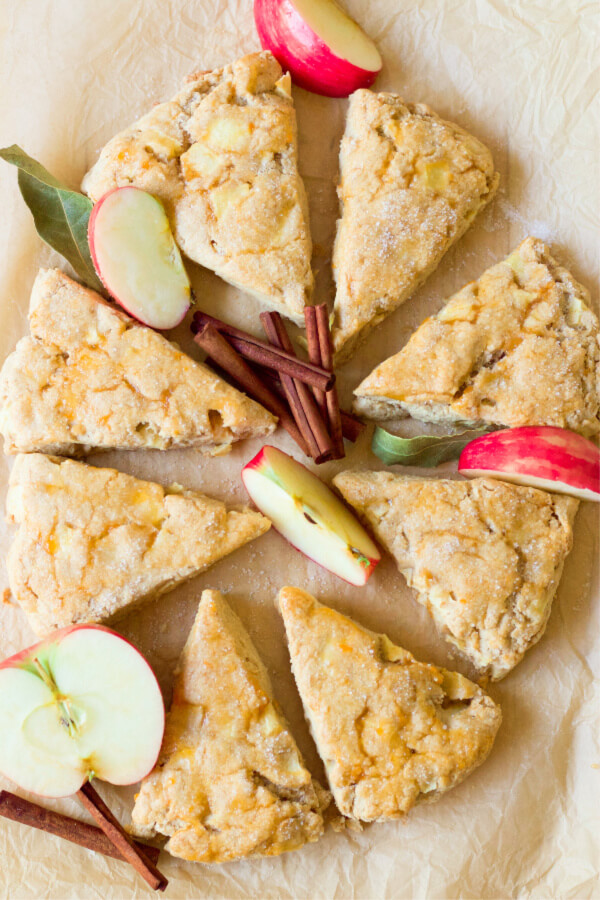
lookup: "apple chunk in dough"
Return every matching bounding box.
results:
[242,445,380,584]
[0,625,165,798]
[88,186,191,329]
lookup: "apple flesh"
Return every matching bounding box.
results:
[0,625,165,798]
[242,445,380,584]
[88,186,191,329]
[254,0,382,97]
[458,426,600,502]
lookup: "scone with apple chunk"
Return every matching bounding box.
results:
[277,586,501,822]
[132,590,329,862]
[333,471,578,680]
[0,268,276,456]
[331,89,499,362]
[83,52,313,323]
[7,454,270,635]
[354,237,600,436]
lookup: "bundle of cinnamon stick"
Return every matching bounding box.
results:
[0,785,167,891]
[191,304,364,462]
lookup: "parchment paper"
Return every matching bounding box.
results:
[0,1,598,897]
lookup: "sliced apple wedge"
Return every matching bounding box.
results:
[242,445,380,584]
[0,625,165,798]
[88,186,191,329]
[254,0,382,97]
[459,426,600,502]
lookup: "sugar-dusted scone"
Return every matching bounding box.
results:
[7,455,270,635]
[0,268,276,456]
[354,237,600,436]
[132,590,328,862]
[333,471,578,680]
[83,52,313,323]
[277,587,501,822]
[331,90,499,362]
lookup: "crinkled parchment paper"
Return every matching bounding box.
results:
[0,1,598,897]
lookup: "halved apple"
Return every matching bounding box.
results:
[458,426,600,502]
[0,625,165,798]
[242,445,380,584]
[88,186,191,329]
[254,0,382,97]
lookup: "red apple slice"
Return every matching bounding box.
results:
[0,625,165,798]
[88,186,191,329]
[242,445,380,584]
[254,0,382,97]
[458,426,600,502]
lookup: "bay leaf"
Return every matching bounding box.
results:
[371,424,496,467]
[0,144,103,292]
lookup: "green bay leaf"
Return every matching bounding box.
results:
[0,144,103,292]
[372,424,496,467]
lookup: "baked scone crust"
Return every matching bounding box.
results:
[0,268,276,456]
[331,90,499,362]
[333,471,578,680]
[7,454,270,635]
[354,237,600,436]
[132,590,328,862]
[82,52,313,323]
[278,587,501,822]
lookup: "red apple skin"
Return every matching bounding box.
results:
[0,623,109,670]
[88,188,119,295]
[243,446,380,584]
[254,0,381,97]
[0,624,166,788]
[458,427,600,501]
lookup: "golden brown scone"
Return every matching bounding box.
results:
[82,52,313,323]
[132,590,329,862]
[0,268,276,456]
[354,237,600,436]
[333,471,578,680]
[277,587,501,822]
[331,90,499,363]
[7,455,270,635]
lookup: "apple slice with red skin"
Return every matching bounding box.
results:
[242,445,381,584]
[88,186,191,329]
[0,625,165,798]
[458,426,600,502]
[254,0,382,97]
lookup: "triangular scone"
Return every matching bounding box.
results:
[331,90,499,362]
[132,590,328,862]
[277,587,501,822]
[6,455,270,635]
[333,471,578,680]
[354,237,600,435]
[82,52,313,323]
[0,269,276,456]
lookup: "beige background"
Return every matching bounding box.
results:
[0,1,598,897]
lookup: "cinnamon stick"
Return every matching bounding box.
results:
[304,306,328,421]
[0,790,160,865]
[306,305,345,458]
[192,312,334,392]
[256,367,365,444]
[261,312,335,462]
[77,782,167,892]
[340,409,366,443]
[195,323,309,455]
